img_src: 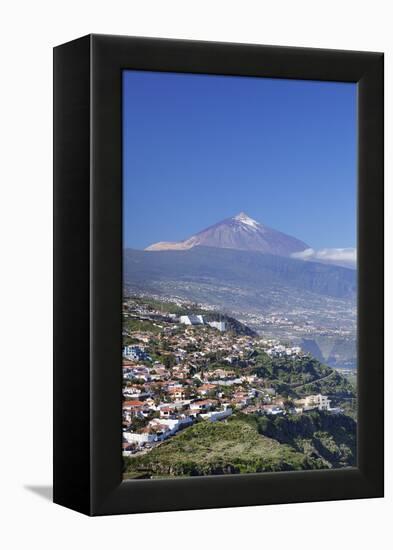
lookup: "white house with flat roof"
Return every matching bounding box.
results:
[123,431,158,444]
[200,407,232,422]
[180,315,204,326]
[300,394,332,411]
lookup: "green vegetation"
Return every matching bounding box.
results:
[297,369,355,398]
[239,411,357,468]
[123,317,162,334]
[342,370,357,389]
[124,411,357,478]
[127,295,186,315]
[337,397,358,420]
[124,418,330,478]
[125,410,160,431]
[253,352,329,384]
[250,352,355,399]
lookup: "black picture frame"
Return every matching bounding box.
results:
[53,34,384,516]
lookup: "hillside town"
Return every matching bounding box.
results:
[122,295,343,457]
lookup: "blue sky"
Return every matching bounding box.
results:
[123,70,356,250]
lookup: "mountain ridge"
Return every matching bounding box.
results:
[124,245,356,301]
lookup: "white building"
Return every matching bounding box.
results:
[123,431,158,444]
[209,378,242,386]
[200,407,232,422]
[302,394,331,411]
[179,315,226,332]
[190,399,216,412]
[285,346,302,356]
[207,320,226,332]
[122,345,150,361]
[123,416,193,447]
[265,406,283,415]
[148,416,193,439]
[179,315,204,326]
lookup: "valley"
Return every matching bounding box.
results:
[124,246,357,370]
[122,293,357,478]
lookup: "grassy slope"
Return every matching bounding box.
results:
[124,419,326,478]
[249,411,357,468]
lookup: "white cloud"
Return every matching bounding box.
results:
[291,248,357,269]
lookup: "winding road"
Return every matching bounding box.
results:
[288,370,335,390]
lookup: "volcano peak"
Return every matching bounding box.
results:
[145,213,309,256]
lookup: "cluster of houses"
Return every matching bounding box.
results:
[265,344,303,358]
[123,400,233,451]
[122,297,341,456]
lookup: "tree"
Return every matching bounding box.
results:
[283,398,295,409]
[163,354,176,368]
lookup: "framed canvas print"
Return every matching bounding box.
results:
[53,34,384,516]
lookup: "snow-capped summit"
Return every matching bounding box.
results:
[145,211,309,256]
[233,212,260,229]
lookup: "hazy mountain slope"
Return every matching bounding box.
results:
[124,246,356,300]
